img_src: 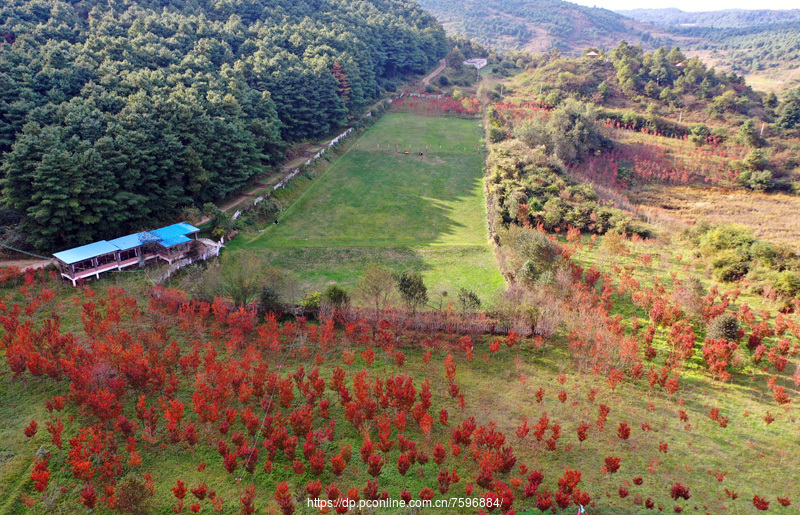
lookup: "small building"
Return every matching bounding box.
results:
[676,61,686,68]
[463,58,488,70]
[585,51,599,58]
[53,222,200,286]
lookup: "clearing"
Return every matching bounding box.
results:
[227,113,505,303]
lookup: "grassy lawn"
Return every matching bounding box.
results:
[228,113,505,303]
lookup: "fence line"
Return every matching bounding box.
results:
[228,124,368,223]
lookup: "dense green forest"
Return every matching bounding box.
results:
[618,8,800,28]
[417,0,665,54]
[674,23,800,76]
[0,0,447,250]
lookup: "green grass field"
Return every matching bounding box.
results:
[228,113,505,303]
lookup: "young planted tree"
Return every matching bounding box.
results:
[221,251,267,307]
[397,272,428,313]
[356,264,396,313]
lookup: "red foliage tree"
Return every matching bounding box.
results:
[617,422,631,440]
[30,458,49,492]
[604,456,621,475]
[753,495,770,511]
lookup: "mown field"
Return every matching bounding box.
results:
[227,113,505,304]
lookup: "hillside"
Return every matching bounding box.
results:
[617,9,800,90]
[0,0,447,251]
[3,42,800,515]
[416,0,667,54]
[416,1,800,92]
[618,8,800,28]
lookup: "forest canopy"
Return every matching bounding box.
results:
[0,0,447,249]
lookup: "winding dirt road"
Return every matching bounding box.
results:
[421,58,447,90]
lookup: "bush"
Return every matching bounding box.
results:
[699,225,755,254]
[750,241,777,267]
[710,249,750,282]
[258,286,283,315]
[769,271,800,297]
[518,260,540,285]
[457,288,481,311]
[324,284,350,307]
[504,225,562,275]
[737,169,773,191]
[513,99,609,164]
[397,272,428,312]
[487,126,506,143]
[710,127,729,144]
[116,476,154,515]
[356,264,396,312]
[302,291,322,310]
[707,314,739,342]
[688,123,710,146]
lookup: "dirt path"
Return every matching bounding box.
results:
[198,141,329,224]
[0,258,53,270]
[421,59,447,90]
[199,88,418,226]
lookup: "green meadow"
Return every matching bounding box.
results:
[228,113,505,303]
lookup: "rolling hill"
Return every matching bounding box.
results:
[416,0,800,91]
[416,0,669,54]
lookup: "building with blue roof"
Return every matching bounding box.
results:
[52,222,200,286]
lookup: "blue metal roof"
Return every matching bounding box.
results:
[108,232,158,251]
[158,235,192,248]
[150,223,199,240]
[53,221,199,263]
[53,241,119,265]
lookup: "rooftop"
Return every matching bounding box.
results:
[53,241,120,265]
[107,232,159,251]
[53,222,201,264]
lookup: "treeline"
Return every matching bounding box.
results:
[619,8,800,28]
[0,0,447,250]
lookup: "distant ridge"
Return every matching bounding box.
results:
[618,8,800,28]
[416,0,668,54]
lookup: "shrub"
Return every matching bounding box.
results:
[710,127,729,143]
[116,476,154,515]
[324,285,350,307]
[488,126,506,143]
[710,250,750,282]
[356,264,396,312]
[302,292,322,310]
[518,260,540,285]
[258,287,283,315]
[514,99,609,164]
[504,225,561,276]
[769,271,800,297]
[737,170,773,192]
[707,314,739,342]
[397,272,428,312]
[699,225,755,254]
[457,288,481,311]
[688,123,710,146]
